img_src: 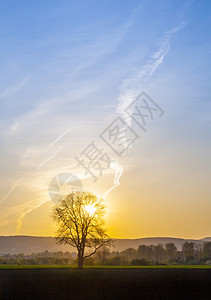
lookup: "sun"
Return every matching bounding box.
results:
[84,204,96,216]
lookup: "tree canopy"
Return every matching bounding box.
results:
[51,191,111,268]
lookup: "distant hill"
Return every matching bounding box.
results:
[200,237,211,242]
[0,236,210,255]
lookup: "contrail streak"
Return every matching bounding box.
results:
[102,161,123,198]
[104,23,185,198]
[0,178,23,205]
[37,148,62,170]
[117,23,185,124]
[13,21,187,231]
[16,199,50,233]
[49,128,70,148]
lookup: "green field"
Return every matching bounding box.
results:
[0,264,211,269]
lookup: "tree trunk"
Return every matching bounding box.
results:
[78,250,84,269]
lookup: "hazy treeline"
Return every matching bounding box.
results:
[0,242,211,266]
[93,242,211,266]
[0,250,77,266]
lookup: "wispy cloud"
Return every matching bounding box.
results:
[36,149,62,170]
[0,3,189,232]
[0,178,23,205]
[16,198,50,233]
[6,7,139,130]
[102,161,123,198]
[3,8,142,221]
[49,128,70,148]
[117,22,186,122]
[0,77,30,100]
[103,22,186,198]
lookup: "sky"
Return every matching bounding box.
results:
[0,0,210,239]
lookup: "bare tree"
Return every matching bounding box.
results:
[51,191,112,269]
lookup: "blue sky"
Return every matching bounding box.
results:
[0,0,210,238]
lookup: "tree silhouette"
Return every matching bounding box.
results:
[165,243,177,262]
[52,191,111,269]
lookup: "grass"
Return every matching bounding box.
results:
[0,265,74,269]
[0,264,211,269]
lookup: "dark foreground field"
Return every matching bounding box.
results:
[0,268,211,300]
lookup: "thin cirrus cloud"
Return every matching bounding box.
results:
[0,7,141,232]
[1,19,186,232]
[0,178,23,205]
[0,77,31,100]
[2,0,210,238]
[117,22,186,121]
[102,21,187,200]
